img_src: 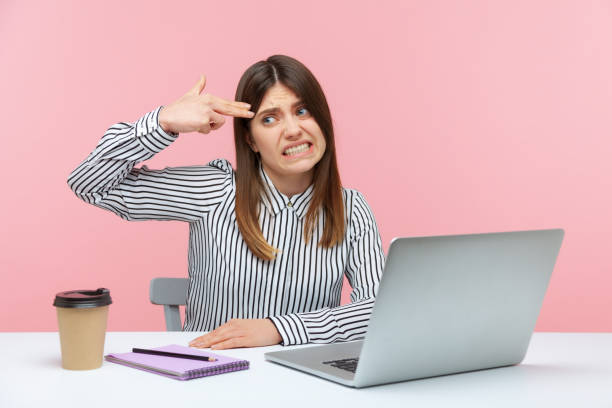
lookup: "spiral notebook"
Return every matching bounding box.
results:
[105,344,249,380]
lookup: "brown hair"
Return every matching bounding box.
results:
[233,55,345,261]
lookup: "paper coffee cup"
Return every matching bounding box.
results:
[53,288,112,370]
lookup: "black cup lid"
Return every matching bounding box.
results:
[53,288,112,308]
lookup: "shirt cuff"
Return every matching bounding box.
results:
[268,314,310,346]
[134,105,179,154]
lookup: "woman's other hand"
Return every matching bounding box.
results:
[159,74,254,135]
[188,318,282,350]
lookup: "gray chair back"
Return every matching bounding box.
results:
[149,278,189,331]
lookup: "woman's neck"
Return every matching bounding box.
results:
[263,164,313,198]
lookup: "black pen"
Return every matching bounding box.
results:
[132,348,217,362]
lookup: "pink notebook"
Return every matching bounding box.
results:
[105,344,249,380]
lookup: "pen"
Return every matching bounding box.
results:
[132,348,217,362]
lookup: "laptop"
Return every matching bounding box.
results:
[264,228,564,388]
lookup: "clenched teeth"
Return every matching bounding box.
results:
[283,143,310,156]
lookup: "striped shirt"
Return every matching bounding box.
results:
[67,106,386,346]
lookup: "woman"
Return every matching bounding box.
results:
[68,55,385,350]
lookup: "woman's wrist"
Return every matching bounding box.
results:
[158,106,174,134]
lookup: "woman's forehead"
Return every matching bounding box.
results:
[259,83,301,109]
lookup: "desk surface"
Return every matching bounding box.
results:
[1,332,610,407]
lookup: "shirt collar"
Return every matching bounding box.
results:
[258,161,315,220]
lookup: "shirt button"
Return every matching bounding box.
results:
[287,202,293,208]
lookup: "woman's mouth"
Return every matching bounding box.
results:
[282,142,312,157]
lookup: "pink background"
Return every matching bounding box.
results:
[1,0,610,332]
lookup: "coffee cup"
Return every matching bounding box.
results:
[53,288,112,370]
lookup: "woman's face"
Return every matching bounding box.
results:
[248,83,326,193]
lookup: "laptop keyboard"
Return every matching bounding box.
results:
[322,357,359,373]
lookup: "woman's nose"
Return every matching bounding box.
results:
[283,116,302,139]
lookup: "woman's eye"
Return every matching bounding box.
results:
[262,107,308,125]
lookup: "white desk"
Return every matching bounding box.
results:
[0,332,610,407]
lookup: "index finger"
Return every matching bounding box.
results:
[188,334,208,346]
[190,328,232,348]
[209,94,251,109]
[211,100,255,119]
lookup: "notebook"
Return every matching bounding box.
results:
[105,344,249,380]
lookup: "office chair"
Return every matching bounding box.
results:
[149,277,189,331]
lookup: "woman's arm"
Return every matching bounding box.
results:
[67,75,254,223]
[67,106,231,222]
[269,190,385,345]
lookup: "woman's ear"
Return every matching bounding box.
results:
[246,133,259,153]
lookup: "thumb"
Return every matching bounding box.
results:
[189,74,206,95]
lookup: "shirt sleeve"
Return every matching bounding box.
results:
[67,106,233,223]
[269,190,385,345]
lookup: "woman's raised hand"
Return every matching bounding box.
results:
[158,75,255,135]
